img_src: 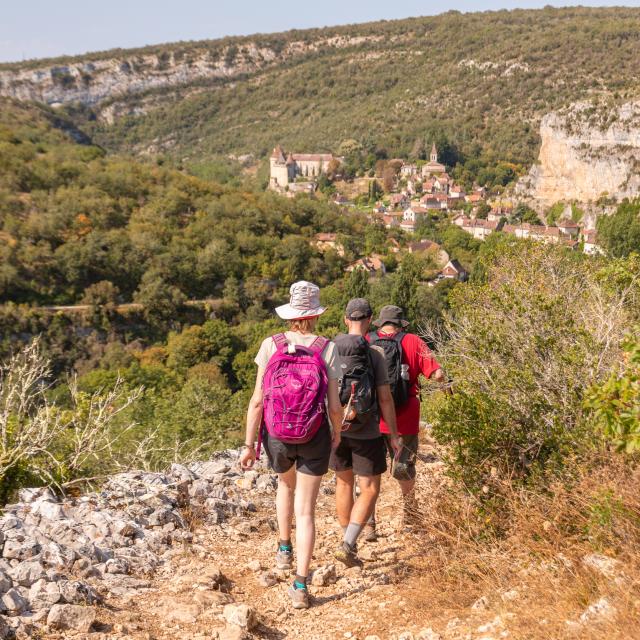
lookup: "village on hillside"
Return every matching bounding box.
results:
[268,142,603,274]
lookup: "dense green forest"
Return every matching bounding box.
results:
[37,6,639,185]
[0,96,472,494]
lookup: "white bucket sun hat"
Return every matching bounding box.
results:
[275,281,326,320]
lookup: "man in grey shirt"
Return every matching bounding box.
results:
[330,298,401,567]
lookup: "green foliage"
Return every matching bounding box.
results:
[511,203,543,226]
[0,98,357,314]
[545,201,565,226]
[391,254,424,323]
[585,332,640,453]
[427,242,637,489]
[597,199,640,257]
[343,269,370,304]
[571,202,585,223]
[437,223,481,271]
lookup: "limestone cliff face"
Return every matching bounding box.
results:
[0,35,378,108]
[518,101,640,209]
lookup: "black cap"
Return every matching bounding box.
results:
[345,298,373,321]
[372,305,409,328]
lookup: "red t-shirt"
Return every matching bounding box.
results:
[370,331,441,436]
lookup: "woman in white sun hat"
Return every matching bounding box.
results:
[240,281,343,610]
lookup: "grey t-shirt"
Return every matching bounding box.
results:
[338,341,389,440]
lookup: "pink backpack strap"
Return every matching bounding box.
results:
[309,336,328,355]
[255,420,264,461]
[272,333,287,348]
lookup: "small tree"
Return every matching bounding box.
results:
[423,241,638,488]
[344,268,370,304]
[391,253,423,322]
[0,340,142,498]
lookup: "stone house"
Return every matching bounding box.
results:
[421,143,446,176]
[383,212,404,229]
[403,205,429,223]
[400,219,418,233]
[312,233,345,256]
[440,259,468,281]
[460,217,499,240]
[407,239,450,266]
[345,255,386,276]
[558,220,580,237]
[582,230,603,255]
[269,145,339,190]
[390,193,410,210]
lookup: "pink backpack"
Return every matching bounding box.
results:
[258,333,329,454]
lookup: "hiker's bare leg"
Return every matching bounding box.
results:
[397,477,416,497]
[352,474,381,525]
[276,466,296,542]
[293,471,323,577]
[398,477,419,524]
[335,469,355,528]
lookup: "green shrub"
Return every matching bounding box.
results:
[425,241,637,489]
[585,332,640,453]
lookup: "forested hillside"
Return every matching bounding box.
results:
[33,6,640,182]
[0,98,358,308]
[0,97,467,493]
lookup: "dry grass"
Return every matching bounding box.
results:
[405,449,640,639]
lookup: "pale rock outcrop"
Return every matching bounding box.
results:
[0,448,274,637]
[518,101,640,209]
[0,35,381,113]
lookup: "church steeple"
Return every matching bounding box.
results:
[430,143,438,163]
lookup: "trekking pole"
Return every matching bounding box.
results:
[341,382,357,432]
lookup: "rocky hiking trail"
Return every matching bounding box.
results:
[0,434,627,639]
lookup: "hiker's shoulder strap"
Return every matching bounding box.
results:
[309,336,328,355]
[272,333,287,348]
[393,331,406,344]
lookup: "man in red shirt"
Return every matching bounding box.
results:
[366,305,444,538]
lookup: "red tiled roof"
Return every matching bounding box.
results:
[271,145,286,162]
[462,219,498,229]
[292,153,334,161]
[315,233,337,242]
[409,240,440,252]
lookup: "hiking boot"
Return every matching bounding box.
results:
[275,548,293,570]
[287,584,309,609]
[363,523,377,543]
[334,543,364,568]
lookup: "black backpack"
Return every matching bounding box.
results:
[368,331,410,407]
[334,334,377,428]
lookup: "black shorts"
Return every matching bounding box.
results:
[385,434,418,480]
[330,436,387,477]
[263,425,332,476]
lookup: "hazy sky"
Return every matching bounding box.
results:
[1,0,638,63]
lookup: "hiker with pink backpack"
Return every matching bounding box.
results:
[239,281,343,610]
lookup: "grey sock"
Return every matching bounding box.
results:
[343,522,363,550]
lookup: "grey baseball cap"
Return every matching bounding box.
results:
[345,298,373,320]
[372,304,409,327]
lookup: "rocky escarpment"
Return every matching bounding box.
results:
[0,450,271,637]
[517,100,640,209]
[0,35,380,111]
